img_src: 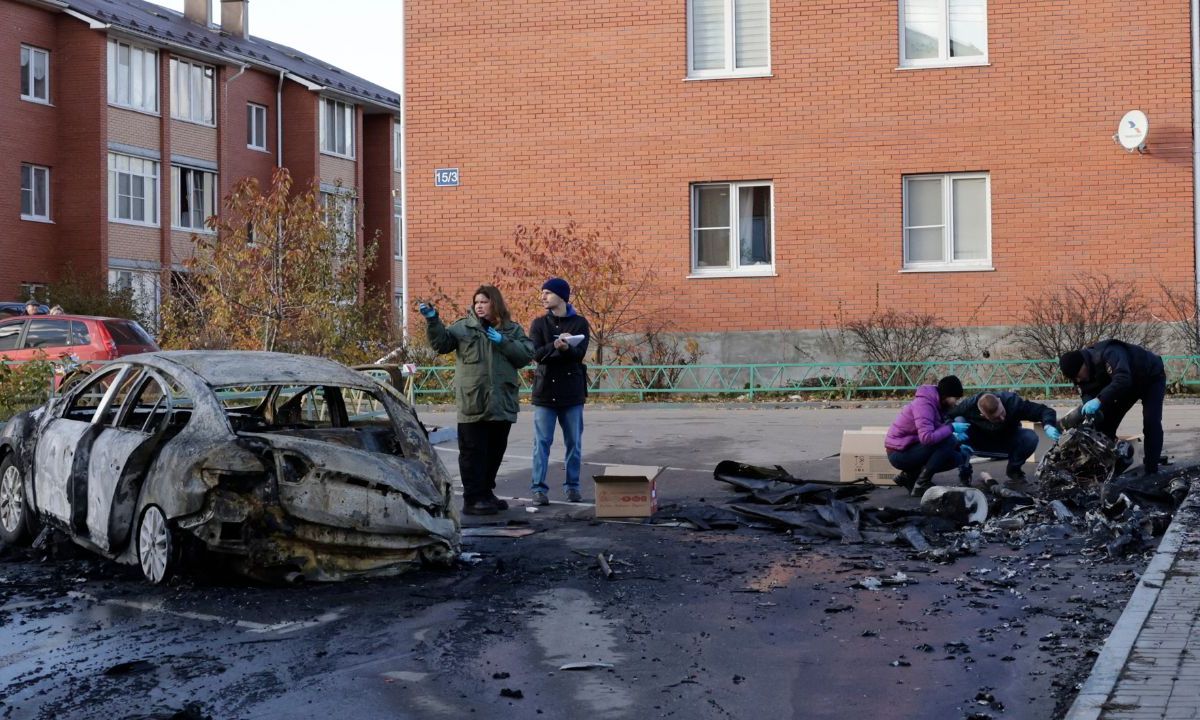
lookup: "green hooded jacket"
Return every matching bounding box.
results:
[426,312,535,423]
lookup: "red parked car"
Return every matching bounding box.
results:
[0,315,158,364]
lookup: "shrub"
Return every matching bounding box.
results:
[0,360,53,421]
[1010,273,1161,358]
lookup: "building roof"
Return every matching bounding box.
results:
[58,0,401,111]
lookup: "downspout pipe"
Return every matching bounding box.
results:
[1193,0,1199,330]
[276,69,284,168]
[400,0,410,339]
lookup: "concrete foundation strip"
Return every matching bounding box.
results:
[1064,490,1198,719]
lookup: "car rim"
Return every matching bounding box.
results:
[0,466,22,534]
[138,506,169,583]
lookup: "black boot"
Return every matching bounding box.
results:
[910,473,934,498]
[893,471,916,491]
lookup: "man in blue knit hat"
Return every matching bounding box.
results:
[528,277,591,505]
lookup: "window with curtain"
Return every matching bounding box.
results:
[20,164,50,221]
[902,173,990,269]
[900,0,987,67]
[169,57,215,124]
[691,181,773,274]
[320,98,355,157]
[108,154,159,225]
[247,103,268,149]
[688,0,770,78]
[20,45,49,103]
[172,166,216,230]
[107,40,158,112]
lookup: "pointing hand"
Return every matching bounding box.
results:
[485,327,503,344]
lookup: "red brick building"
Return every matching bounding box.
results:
[2,0,404,328]
[405,0,1196,361]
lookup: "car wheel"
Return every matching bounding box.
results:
[137,505,178,585]
[0,457,32,545]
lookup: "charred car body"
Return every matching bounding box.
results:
[0,351,460,583]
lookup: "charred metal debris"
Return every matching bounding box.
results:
[664,425,1191,562]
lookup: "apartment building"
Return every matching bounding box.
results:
[406,0,1195,361]
[2,0,404,326]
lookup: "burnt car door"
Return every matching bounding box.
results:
[32,366,128,527]
[86,370,187,552]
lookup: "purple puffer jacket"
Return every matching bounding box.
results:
[884,385,953,452]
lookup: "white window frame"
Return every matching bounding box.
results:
[393,123,403,171]
[20,164,51,222]
[686,0,771,79]
[689,181,775,277]
[320,190,357,250]
[170,57,216,125]
[319,98,355,158]
[393,209,403,260]
[247,102,268,151]
[107,40,158,113]
[898,0,988,68]
[901,172,992,272]
[20,45,50,104]
[108,268,161,331]
[172,166,217,232]
[108,154,160,226]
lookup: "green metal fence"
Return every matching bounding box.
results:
[411,356,1200,401]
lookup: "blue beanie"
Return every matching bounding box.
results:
[541,277,570,303]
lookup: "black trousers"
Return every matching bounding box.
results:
[457,421,512,504]
[1094,375,1167,472]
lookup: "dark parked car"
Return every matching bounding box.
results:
[0,351,459,583]
[0,315,158,364]
[0,302,48,317]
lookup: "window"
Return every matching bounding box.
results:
[20,45,49,103]
[687,0,770,78]
[690,181,773,274]
[107,40,157,112]
[172,166,216,230]
[247,103,268,150]
[902,173,991,270]
[21,319,70,349]
[320,98,354,157]
[118,375,168,433]
[170,57,215,124]
[109,269,161,329]
[393,123,403,171]
[64,367,123,422]
[900,0,987,67]
[108,154,159,225]
[20,164,50,221]
[320,191,356,249]
[393,210,403,259]
[0,322,24,352]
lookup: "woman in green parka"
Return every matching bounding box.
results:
[420,285,534,516]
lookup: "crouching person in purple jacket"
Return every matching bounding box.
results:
[884,375,968,497]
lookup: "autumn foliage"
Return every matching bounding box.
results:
[160,168,393,364]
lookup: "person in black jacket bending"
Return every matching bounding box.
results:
[1059,339,1167,475]
[528,278,590,506]
[951,391,1062,483]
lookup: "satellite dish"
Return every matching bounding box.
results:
[1115,110,1149,152]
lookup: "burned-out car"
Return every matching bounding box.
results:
[0,351,460,583]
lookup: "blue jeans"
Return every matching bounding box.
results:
[531,404,584,494]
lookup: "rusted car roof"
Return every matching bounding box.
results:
[122,351,378,390]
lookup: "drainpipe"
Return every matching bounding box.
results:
[276,69,284,168]
[1193,0,1199,333]
[400,0,410,339]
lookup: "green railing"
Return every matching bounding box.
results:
[411,356,1200,401]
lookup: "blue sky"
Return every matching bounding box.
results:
[153,0,404,94]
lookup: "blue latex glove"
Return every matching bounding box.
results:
[485,327,503,344]
[959,444,974,460]
[952,420,971,435]
[418,302,437,319]
[1082,398,1101,416]
[1045,425,1062,442]
[953,429,969,442]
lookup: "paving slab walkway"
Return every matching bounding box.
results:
[1068,486,1200,720]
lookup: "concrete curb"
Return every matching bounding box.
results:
[1064,490,1198,719]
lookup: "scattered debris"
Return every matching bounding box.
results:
[462,527,539,538]
[499,688,524,699]
[559,661,615,671]
[597,553,615,580]
[103,659,156,676]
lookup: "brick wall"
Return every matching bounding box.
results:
[221,66,278,199]
[0,2,62,295]
[406,0,1196,334]
[282,83,318,191]
[171,119,217,163]
[362,114,397,299]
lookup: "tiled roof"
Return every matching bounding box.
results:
[62,0,401,111]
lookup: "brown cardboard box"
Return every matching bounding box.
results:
[594,465,661,517]
[839,429,896,485]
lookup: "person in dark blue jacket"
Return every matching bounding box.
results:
[528,278,590,506]
[951,391,1062,483]
[1059,339,1167,475]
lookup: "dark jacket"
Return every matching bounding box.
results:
[1075,339,1165,409]
[426,312,534,424]
[952,391,1058,436]
[529,305,590,408]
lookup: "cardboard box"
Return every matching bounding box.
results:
[840,429,896,485]
[594,465,661,517]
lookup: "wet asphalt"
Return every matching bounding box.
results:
[2,402,1199,719]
